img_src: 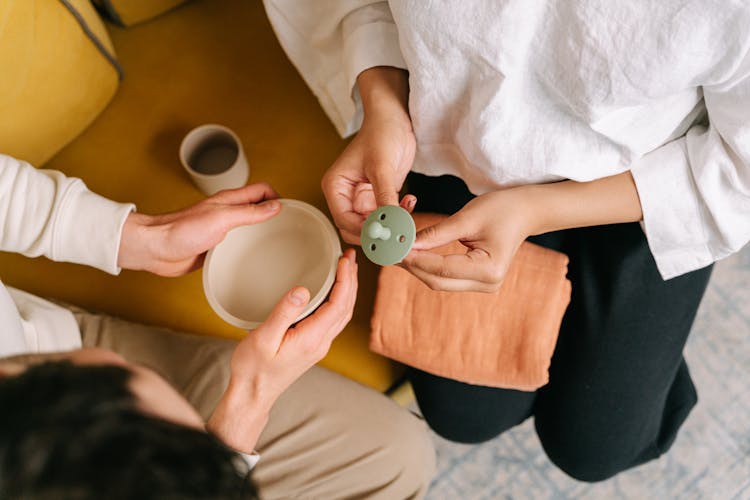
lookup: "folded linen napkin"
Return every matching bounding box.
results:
[370,213,572,391]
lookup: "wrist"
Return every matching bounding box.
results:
[357,66,411,125]
[482,187,542,239]
[117,212,158,272]
[514,185,552,236]
[206,380,273,454]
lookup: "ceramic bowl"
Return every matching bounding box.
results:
[203,199,342,329]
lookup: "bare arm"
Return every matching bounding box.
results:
[526,171,643,235]
[321,66,416,242]
[405,171,643,292]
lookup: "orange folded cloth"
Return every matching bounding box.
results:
[370,213,572,391]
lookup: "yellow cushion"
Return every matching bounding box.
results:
[0,0,119,166]
[0,0,402,392]
[92,0,190,27]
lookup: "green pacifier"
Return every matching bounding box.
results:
[361,206,416,266]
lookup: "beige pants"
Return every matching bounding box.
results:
[72,308,435,499]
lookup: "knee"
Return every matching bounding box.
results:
[409,369,534,444]
[421,409,514,444]
[385,410,437,496]
[415,390,531,444]
[535,418,641,483]
[540,443,629,483]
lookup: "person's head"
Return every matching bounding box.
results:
[0,348,258,499]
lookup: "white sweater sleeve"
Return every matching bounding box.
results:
[0,154,135,275]
[263,0,406,137]
[630,50,750,280]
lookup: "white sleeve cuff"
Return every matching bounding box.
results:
[263,1,406,138]
[52,180,135,275]
[342,21,407,103]
[326,21,407,138]
[238,451,260,470]
[630,138,715,280]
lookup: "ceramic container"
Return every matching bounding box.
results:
[203,199,342,329]
[180,124,249,195]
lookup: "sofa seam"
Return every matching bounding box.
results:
[57,0,124,80]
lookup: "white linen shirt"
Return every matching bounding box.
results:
[264,0,750,279]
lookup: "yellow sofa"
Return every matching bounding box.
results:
[0,0,402,391]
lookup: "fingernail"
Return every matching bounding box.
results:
[260,200,280,212]
[290,288,306,306]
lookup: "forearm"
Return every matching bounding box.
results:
[0,154,133,274]
[206,381,274,454]
[524,171,643,235]
[357,66,410,123]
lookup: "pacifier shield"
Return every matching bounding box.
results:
[361,206,416,266]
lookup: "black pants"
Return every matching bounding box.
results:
[406,173,713,482]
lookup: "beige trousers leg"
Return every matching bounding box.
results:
[72,308,435,499]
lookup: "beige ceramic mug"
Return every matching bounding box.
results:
[179,124,249,195]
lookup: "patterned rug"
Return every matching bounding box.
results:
[423,247,750,500]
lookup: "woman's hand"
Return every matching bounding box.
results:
[401,172,644,292]
[323,114,416,243]
[117,183,281,277]
[206,249,358,453]
[401,189,535,293]
[322,67,416,243]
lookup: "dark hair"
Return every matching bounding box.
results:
[0,361,258,499]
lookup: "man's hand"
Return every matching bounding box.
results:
[117,183,281,276]
[322,67,416,243]
[206,249,358,453]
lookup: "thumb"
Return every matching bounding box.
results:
[412,214,467,250]
[369,164,400,206]
[255,286,310,348]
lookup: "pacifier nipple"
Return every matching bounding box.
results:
[367,221,392,241]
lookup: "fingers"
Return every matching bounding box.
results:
[352,183,376,214]
[223,199,282,230]
[404,263,500,293]
[211,183,279,205]
[340,228,362,245]
[293,249,358,347]
[411,214,471,251]
[352,185,415,214]
[332,249,358,325]
[205,184,283,231]
[341,192,415,244]
[257,286,311,349]
[333,209,366,240]
[400,194,417,213]
[402,248,502,285]
[323,176,367,237]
